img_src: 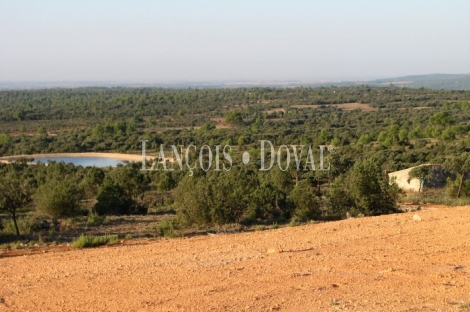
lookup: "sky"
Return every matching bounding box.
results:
[1,0,469,83]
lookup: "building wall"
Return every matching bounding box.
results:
[388,166,423,192]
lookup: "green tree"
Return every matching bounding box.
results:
[175,169,255,225]
[157,172,177,192]
[79,167,105,199]
[0,173,31,236]
[289,181,320,222]
[357,134,372,145]
[327,159,400,216]
[443,153,470,198]
[94,179,138,215]
[207,169,254,224]
[174,174,211,225]
[247,181,288,222]
[238,135,247,148]
[35,179,83,218]
[0,133,12,145]
[14,109,26,121]
[398,129,408,143]
[37,126,47,136]
[200,122,216,132]
[107,164,150,200]
[317,129,331,145]
[407,165,431,192]
[429,111,453,126]
[225,111,243,125]
[327,175,354,216]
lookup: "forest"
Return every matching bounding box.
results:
[1,85,470,246]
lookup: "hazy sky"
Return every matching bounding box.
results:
[1,0,469,82]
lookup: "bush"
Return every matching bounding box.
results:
[157,219,180,237]
[403,189,470,206]
[71,234,119,248]
[246,181,288,223]
[35,179,83,218]
[289,181,321,222]
[446,177,470,198]
[326,175,354,216]
[175,169,256,226]
[93,180,139,215]
[327,159,400,217]
[174,174,211,225]
[2,214,50,235]
[86,212,108,226]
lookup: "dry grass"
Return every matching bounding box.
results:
[209,117,235,129]
[264,108,286,114]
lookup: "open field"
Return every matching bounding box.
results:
[1,206,469,311]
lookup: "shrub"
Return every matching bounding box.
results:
[93,180,138,215]
[289,181,321,222]
[157,219,180,237]
[35,179,83,218]
[445,177,470,198]
[327,159,400,217]
[86,212,108,226]
[289,219,301,227]
[2,214,50,235]
[71,234,119,248]
[326,175,354,216]
[174,168,291,226]
[175,169,255,226]
[246,181,288,223]
[255,225,266,231]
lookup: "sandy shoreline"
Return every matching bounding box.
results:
[0,152,147,162]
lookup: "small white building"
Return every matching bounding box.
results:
[388,165,427,192]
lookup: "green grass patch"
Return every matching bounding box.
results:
[402,192,470,206]
[86,212,108,226]
[71,234,119,248]
[0,241,22,249]
[156,219,181,237]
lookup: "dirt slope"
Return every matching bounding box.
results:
[1,207,470,311]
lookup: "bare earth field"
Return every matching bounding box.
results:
[1,206,470,311]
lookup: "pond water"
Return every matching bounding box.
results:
[31,157,126,167]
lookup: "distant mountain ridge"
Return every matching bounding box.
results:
[1,74,470,90]
[368,74,470,90]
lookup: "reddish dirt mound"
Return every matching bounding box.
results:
[1,207,470,311]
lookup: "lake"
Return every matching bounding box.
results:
[32,157,126,167]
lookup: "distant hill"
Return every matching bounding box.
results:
[368,74,470,90]
[2,74,470,90]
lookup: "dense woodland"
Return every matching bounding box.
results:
[1,86,470,243]
[1,86,470,170]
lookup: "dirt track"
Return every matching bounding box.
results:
[1,206,470,311]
